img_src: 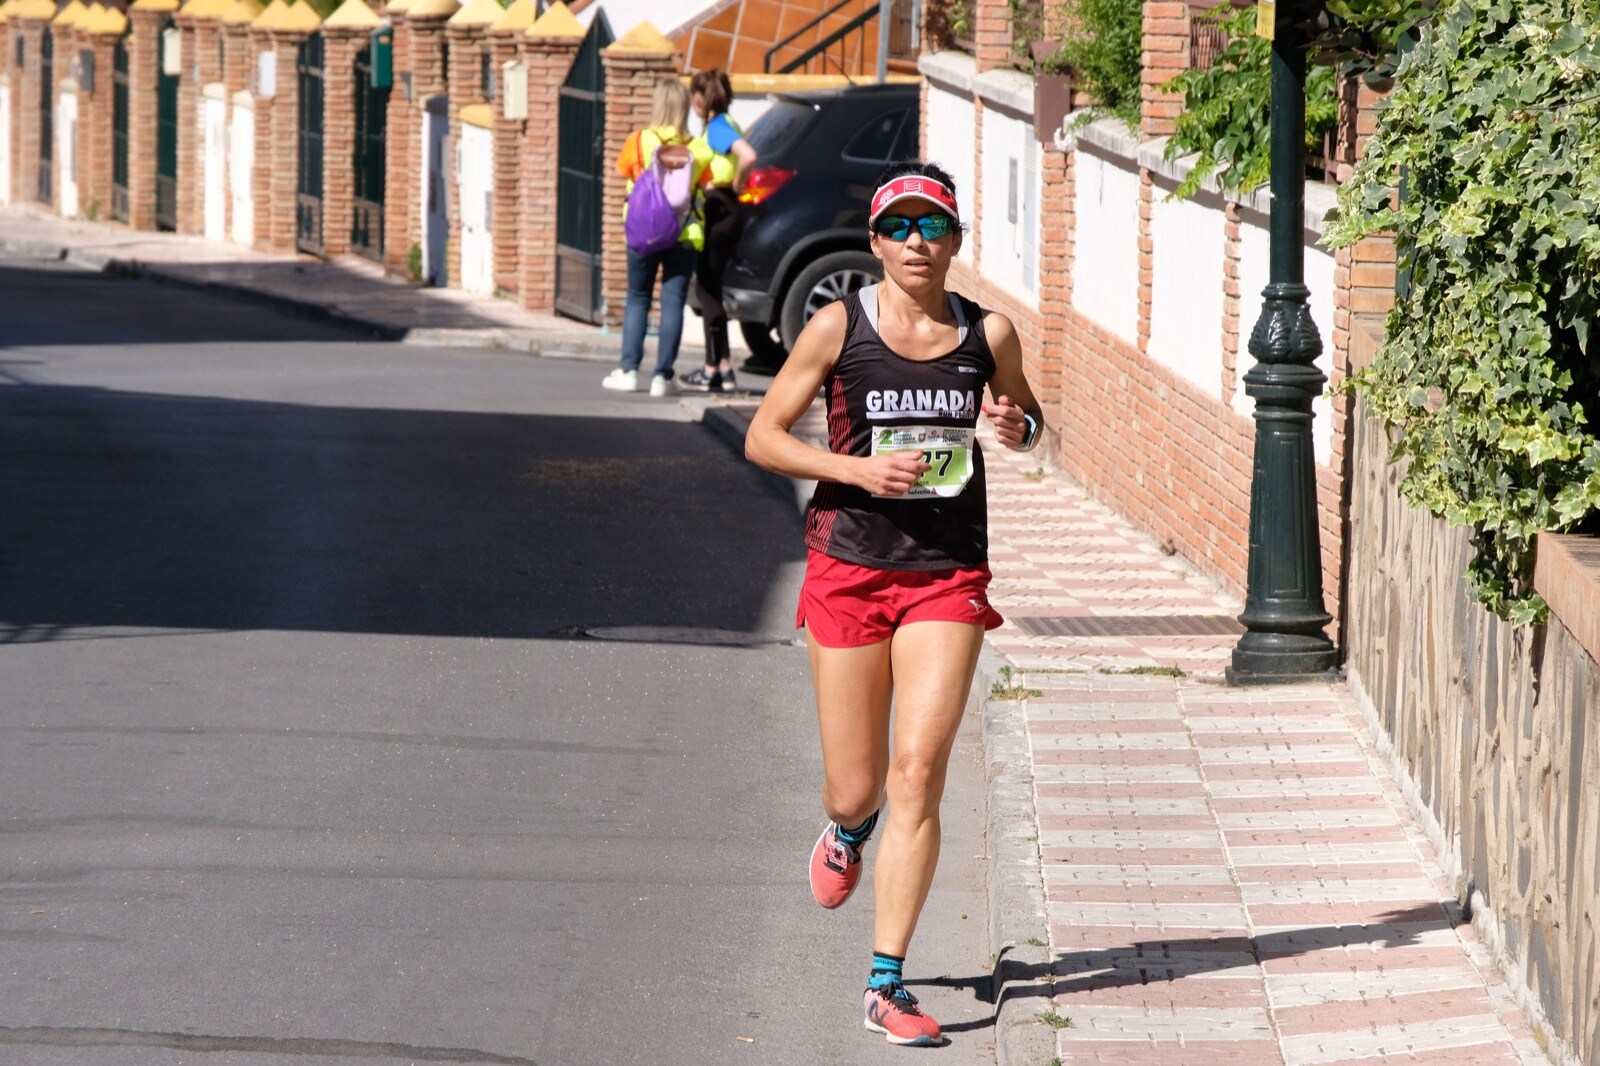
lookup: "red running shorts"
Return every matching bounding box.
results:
[796,549,1005,648]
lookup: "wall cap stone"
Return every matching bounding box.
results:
[489,0,533,35]
[323,0,379,29]
[524,0,580,38]
[605,20,673,55]
[385,0,412,12]
[1068,116,1338,236]
[459,101,492,127]
[16,0,62,19]
[131,0,183,12]
[919,49,975,95]
[250,0,287,28]
[1534,533,1600,664]
[274,1,321,31]
[53,0,89,26]
[446,0,498,27]
[406,0,459,20]
[220,0,262,24]
[86,3,128,32]
[178,0,231,19]
[975,67,1034,120]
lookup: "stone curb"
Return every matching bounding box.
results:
[687,398,1057,1066]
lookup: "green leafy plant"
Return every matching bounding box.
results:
[1163,5,1339,199]
[1046,0,1142,129]
[406,242,423,284]
[945,0,972,40]
[1327,0,1600,624]
[1038,1008,1073,1029]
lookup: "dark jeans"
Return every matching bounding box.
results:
[694,187,745,366]
[620,242,696,378]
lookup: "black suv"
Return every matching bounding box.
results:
[722,83,921,365]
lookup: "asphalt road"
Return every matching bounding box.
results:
[0,253,995,1065]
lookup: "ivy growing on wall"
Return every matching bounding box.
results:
[1327,0,1600,624]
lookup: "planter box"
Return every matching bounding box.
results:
[1033,69,1072,141]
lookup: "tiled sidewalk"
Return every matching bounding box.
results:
[777,400,1546,1064]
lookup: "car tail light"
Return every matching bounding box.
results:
[739,167,796,205]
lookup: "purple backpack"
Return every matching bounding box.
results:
[625,138,694,256]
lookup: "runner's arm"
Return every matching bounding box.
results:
[745,303,929,496]
[980,312,1045,451]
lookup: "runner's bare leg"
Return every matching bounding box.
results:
[872,620,984,955]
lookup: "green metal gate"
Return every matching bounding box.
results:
[112,33,129,221]
[351,41,387,260]
[296,32,324,255]
[38,28,53,204]
[155,20,178,231]
[554,13,612,324]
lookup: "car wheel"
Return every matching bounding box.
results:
[739,321,789,371]
[779,251,882,351]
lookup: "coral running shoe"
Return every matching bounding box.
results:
[864,983,942,1046]
[809,823,868,908]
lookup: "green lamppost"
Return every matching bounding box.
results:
[1228,0,1340,683]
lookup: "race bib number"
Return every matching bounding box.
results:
[871,425,975,499]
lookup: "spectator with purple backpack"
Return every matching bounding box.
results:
[603,77,706,398]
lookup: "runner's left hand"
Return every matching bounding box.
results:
[983,395,1027,449]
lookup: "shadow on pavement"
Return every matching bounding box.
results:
[0,381,805,640]
[914,904,1454,1034]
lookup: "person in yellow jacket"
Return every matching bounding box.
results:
[603,77,708,398]
[679,69,758,395]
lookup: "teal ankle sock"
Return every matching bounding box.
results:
[837,810,878,847]
[868,951,904,991]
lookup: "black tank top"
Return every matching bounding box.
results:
[804,286,996,570]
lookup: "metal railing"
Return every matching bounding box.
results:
[763,0,918,75]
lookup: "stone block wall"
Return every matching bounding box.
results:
[1345,387,1600,1066]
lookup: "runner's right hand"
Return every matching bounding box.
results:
[855,453,931,497]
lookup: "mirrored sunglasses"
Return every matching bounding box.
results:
[872,213,956,242]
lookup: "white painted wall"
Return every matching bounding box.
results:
[977,107,1040,309]
[57,87,78,218]
[1072,147,1140,347]
[0,84,10,204]
[1148,186,1226,399]
[457,123,494,294]
[1235,217,1338,464]
[922,84,973,228]
[202,88,227,242]
[229,92,254,246]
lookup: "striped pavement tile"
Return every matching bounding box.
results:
[970,436,1549,1064]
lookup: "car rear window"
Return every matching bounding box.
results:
[842,109,907,163]
[745,100,816,159]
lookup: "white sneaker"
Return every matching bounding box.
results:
[602,368,639,392]
[650,374,678,397]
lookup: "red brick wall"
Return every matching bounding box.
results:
[128,9,164,229]
[321,27,365,257]
[82,33,118,219]
[175,17,199,232]
[1140,0,1185,137]
[517,32,579,311]
[16,20,44,206]
[488,30,521,297]
[381,12,414,277]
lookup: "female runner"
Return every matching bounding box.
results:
[745,161,1044,1047]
